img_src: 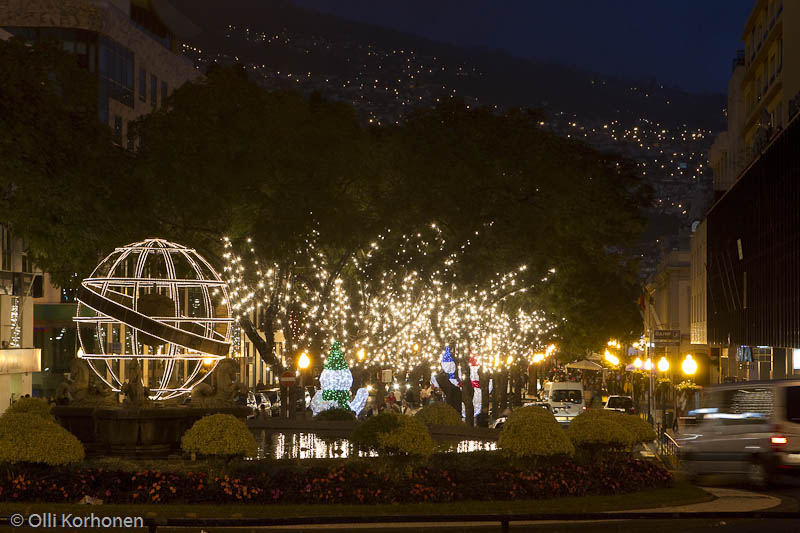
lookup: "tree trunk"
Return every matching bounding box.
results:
[527,363,537,397]
[498,371,508,412]
[408,363,427,408]
[479,367,490,413]
[511,365,522,406]
[436,371,461,412]
[239,315,282,376]
[490,370,499,417]
[461,358,474,427]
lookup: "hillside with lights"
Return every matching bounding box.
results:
[173,0,720,277]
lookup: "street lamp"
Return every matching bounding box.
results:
[634,357,642,369]
[682,354,697,376]
[657,356,670,373]
[297,352,310,419]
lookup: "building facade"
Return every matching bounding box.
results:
[0,0,200,147]
[1,0,201,399]
[741,0,799,158]
[706,113,800,381]
[0,227,42,413]
[697,0,800,384]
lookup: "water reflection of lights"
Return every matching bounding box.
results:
[455,440,497,453]
[252,431,496,459]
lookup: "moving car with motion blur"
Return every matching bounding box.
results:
[678,380,800,488]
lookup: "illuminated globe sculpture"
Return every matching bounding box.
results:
[74,238,233,401]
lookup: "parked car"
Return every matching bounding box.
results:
[549,382,586,425]
[491,403,552,429]
[604,395,637,415]
[678,380,800,488]
[263,388,282,417]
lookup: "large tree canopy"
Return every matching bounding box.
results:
[0,38,136,285]
[1,42,649,355]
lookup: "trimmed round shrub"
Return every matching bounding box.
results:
[414,402,463,426]
[378,416,435,456]
[613,413,656,445]
[181,414,257,458]
[352,412,434,456]
[0,413,84,465]
[314,407,356,421]
[498,406,574,459]
[6,397,53,421]
[567,409,634,454]
[351,411,402,451]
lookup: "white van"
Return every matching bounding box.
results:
[548,381,585,425]
[679,380,800,488]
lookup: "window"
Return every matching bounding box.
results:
[98,37,134,108]
[151,74,158,108]
[139,67,147,102]
[607,397,632,409]
[551,390,582,403]
[113,115,122,145]
[770,54,775,82]
[161,80,168,105]
[126,127,135,151]
[1,225,11,271]
[787,387,800,423]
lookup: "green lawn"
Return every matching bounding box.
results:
[0,483,711,520]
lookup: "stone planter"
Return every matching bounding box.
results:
[53,405,250,456]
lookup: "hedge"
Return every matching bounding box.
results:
[351,412,434,457]
[5,397,54,421]
[181,414,257,458]
[0,455,671,504]
[498,406,574,459]
[612,413,657,445]
[567,409,633,456]
[414,402,463,426]
[0,413,84,465]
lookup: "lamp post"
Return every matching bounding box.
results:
[678,354,697,425]
[297,351,310,419]
[657,356,669,428]
[644,357,653,423]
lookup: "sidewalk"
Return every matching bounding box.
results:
[620,486,780,513]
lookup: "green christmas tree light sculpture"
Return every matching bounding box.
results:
[319,341,352,410]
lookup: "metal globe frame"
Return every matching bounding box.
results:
[74,238,233,400]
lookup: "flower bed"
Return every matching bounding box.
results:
[0,455,671,505]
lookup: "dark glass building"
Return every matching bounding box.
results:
[707,111,800,379]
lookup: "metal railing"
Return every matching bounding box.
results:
[656,423,680,457]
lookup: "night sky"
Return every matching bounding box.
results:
[292,0,754,94]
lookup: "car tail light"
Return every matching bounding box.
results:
[771,436,788,445]
[582,405,587,411]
